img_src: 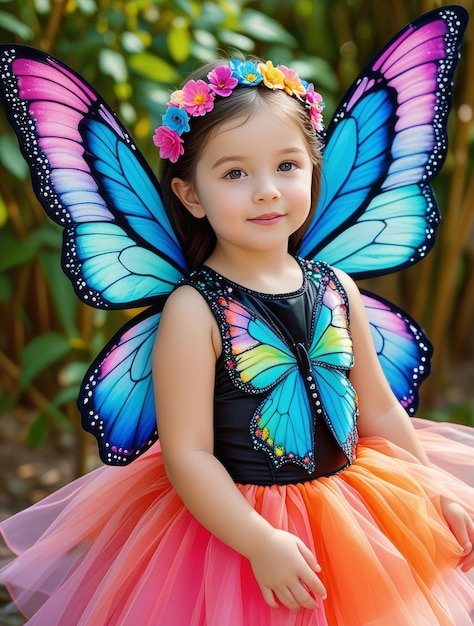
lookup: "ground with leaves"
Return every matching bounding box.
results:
[0,409,101,626]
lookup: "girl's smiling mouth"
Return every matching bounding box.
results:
[249,213,285,226]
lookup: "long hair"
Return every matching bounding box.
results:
[159,59,323,270]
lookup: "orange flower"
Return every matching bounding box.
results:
[279,65,306,97]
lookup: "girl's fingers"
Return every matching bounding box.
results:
[260,586,280,609]
[297,539,321,572]
[297,541,327,599]
[274,584,318,611]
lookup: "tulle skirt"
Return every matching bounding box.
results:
[1,419,473,626]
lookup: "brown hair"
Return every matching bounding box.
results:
[159,58,323,270]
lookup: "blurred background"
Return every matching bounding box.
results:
[0,0,473,558]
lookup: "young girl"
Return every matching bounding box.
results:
[1,55,474,626]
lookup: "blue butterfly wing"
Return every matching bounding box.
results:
[298,7,467,413]
[218,295,318,469]
[79,306,162,465]
[308,271,357,455]
[299,6,467,278]
[219,268,358,472]
[251,371,315,471]
[0,46,188,464]
[361,291,432,415]
[313,367,357,452]
[0,45,187,309]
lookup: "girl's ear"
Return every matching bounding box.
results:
[171,178,206,218]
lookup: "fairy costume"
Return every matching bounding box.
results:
[2,258,473,625]
[1,5,474,625]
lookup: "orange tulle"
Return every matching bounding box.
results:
[1,420,474,625]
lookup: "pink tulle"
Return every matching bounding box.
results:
[1,419,473,625]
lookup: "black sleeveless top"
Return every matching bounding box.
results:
[184,258,358,486]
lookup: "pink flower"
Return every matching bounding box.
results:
[279,65,306,97]
[208,65,238,97]
[182,79,215,116]
[153,126,184,163]
[309,107,324,132]
[305,84,324,131]
[306,83,323,105]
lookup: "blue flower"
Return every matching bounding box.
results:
[162,106,190,135]
[229,59,263,86]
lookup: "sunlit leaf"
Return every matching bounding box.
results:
[58,362,88,387]
[291,57,340,92]
[122,31,146,53]
[173,0,201,18]
[218,29,255,52]
[0,10,34,39]
[76,0,97,16]
[168,21,192,63]
[191,41,219,62]
[119,100,137,125]
[0,135,29,179]
[238,9,297,46]
[200,2,226,27]
[99,49,128,82]
[33,0,51,14]
[129,52,180,82]
[194,28,218,49]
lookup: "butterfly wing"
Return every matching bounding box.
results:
[0,46,188,463]
[0,45,187,308]
[218,295,317,469]
[299,6,467,277]
[80,306,162,465]
[308,274,357,456]
[252,371,315,471]
[298,7,467,413]
[361,290,432,415]
[219,272,358,472]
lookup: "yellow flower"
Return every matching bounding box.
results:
[257,61,285,90]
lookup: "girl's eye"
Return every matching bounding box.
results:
[225,169,244,180]
[278,162,296,172]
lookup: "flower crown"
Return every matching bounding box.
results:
[153,59,324,163]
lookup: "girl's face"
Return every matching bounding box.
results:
[172,105,313,259]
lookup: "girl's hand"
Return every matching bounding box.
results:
[249,529,327,610]
[441,496,474,572]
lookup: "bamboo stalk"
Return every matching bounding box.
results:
[40,0,69,53]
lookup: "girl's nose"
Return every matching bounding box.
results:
[253,180,281,203]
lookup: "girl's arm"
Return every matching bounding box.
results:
[336,269,474,569]
[152,285,326,609]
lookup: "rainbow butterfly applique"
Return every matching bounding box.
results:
[0,6,468,465]
[202,261,357,472]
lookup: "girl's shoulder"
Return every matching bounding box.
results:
[157,282,222,359]
[162,281,215,329]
